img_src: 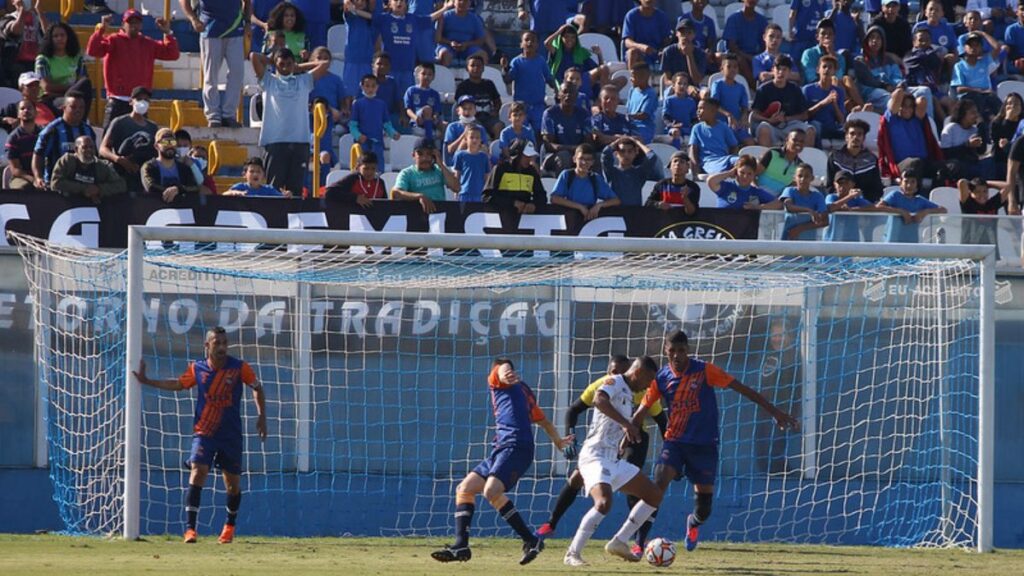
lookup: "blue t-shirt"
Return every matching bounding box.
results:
[542,105,592,147]
[228,182,285,197]
[551,169,617,207]
[509,54,553,106]
[373,12,430,72]
[453,149,491,202]
[709,78,749,120]
[951,54,995,91]
[883,109,927,163]
[311,72,347,108]
[827,9,859,53]
[791,0,830,43]
[690,121,738,173]
[681,12,717,50]
[647,360,734,446]
[824,192,873,242]
[443,120,490,165]
[664,94,698,134]
[802,82,847,132]
[715,179,775,208]
[592,111,631,138]
[404,85,442,113]
[623,8,673,52]
[627,86,658,143]
[723,11,769,55]
[1005,22,1024,58]
[753,50,778,82]
[913,20,957,52]
[530,0,577,38]
[499,124,537,149]
[880,189,940,243]
[440,10,484,44]
[781,186,827,240]
[352,95,390,142]
[179,356,258,441]
[344,12,375,65]
[259,72,315,146]
[375,75,400,115]
[197,0,246,38]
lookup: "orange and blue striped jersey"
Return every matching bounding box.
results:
[641,359,734,445]
[178,356,258,439]
[488,366,546,449]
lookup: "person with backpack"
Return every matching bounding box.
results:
[550,143,621,220]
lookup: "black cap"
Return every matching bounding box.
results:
[414,137,436,151]
[676,19,694,32]
[131,86,151,99]
[833,170,854,183]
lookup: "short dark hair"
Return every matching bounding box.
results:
[574,142,596,157]
[493,357,514,370]
[361,74,378,85]
[610,354,631,366]
[844,118,871,135]
[205,326,227,340]
[173,129,193,143]
[274,47,296,61]
[701,97,721,108]
[358,151,379,165]
[774,54,794,69]
[722,53,738,64]
[243,157,264,171]
[630,62,651,73]
[416,61,436,73]
[466,53,485,65]
[665,330,689,347]
[737,154,759,171]
[636,355,659,374]
[816,19,835,32]
[374,52,391,63]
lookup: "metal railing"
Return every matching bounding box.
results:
[312,101,328,197]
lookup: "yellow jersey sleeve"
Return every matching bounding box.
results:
[578,377,609,406]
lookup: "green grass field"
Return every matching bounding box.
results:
[1,534,1022,575]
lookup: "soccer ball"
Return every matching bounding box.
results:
[644,537,676,567]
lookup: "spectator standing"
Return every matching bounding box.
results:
[0,0,48,89]
[483,138,547,212]
[32,93,95,189]
[51,135,126,202]
[549,143,622,219]
[647,151,700,214]
[1005,1,1024,75]
[374,0,446,116]
[452,124,492,202]
[309,47,349,174]
[454,55,503,140]
[622,0,674,69]
[827,118,885,202]
[180,0,250,128]
[410,0,440,64]
[34,22,90,107]
[444,95,490,166]
[4,99,40,189]
[958,177,1019,248]
[871,0,912,58]
[392,137,460,212]
[825,0,862,55]
[546,23,617,98]
[326,151,387,206]
[779,163,828,240]
[224,157,288,197]
[518,0,584,41]
[499,101,537,152]
[990,93,1023,178]
[141,128,208,203]
[503,31,557,133]
[87,10,179,129]
[601,135,660,206]
[722,0,770,84]
[341,0,375,98]
[99,86,158,193]
[352,74,399,162]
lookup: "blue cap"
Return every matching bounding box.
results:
[456,95,476,106]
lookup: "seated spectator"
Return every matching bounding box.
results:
[453,124,492,202]
[958,177,1019,247]
[942,99,990,181]
[601,135,660,206]
[800,20,847,85]
[904,28,954,123]
[436,0,487,66]
[990,93,1023,179]
[790,0,831,59]
[680,0,717,53]
[757,128,807,196]
[958,10,1001,56]
[661,72,698,147]
[952,33,1002,141]
[392,137,459,213]
[780,163,829,240]
[32,92,95,189]
[707,153,782,209]
[142,128,210,203]
[754,24,796,85]
[646,151,700,214]
[454,55,502,140]
[351,73,401,165]
[661,20,706,88]
[99,86,158,194]
[444,96,490,166]
[689,97,739,177]
[562,67,593,112]
[871,0,912,58]
[827,118,885,202]
[803,55,847,145]
[224,157,288,197]
[851,26,903,111]
[3,99,40,190]
[1,0,47,89]
[265,1,309,60]
[374,0,448,111]
[722,0,769,84]
[35,21,90,107]
[406,62,445,141]
[877,163,947,243]
[51,135,126,202]
[626,63,658,144]
[1,71,56,130]
[591,86,630,149]
[751,55,815,147]
[541,84,591,175]
[824,169,883,241]
[326,151,387,206]
[484,138,547,212]
[622,0,674,69]
[174,129,214,194]
[913,1,956,52]
[499,101,537,153]
[879,85,945,186]
[550,143,621,219]
[826,0,862,54]
[371,53,402,125]
[710,54,754,146]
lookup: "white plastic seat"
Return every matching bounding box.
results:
[325,169,350,187]
[847,110,881,152]
[387,136,419,172]
[579,32,620,63]
[433,65,458,103]
[327,24,347,60]
[928,187,962,215]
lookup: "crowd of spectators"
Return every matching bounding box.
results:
[0,0,1021,244]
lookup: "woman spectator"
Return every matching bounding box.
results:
[35,22,90,107]
[851,26,903,111]
[265,2,309,61]
[544,23,616,100]
[990,93,1023,180]
[941,99,989,181]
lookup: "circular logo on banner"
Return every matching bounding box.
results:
[654,221,735,240]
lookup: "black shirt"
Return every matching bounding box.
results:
[752,81,807,117]
[454,78,502,117]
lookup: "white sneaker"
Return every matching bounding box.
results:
[563,551,588,566]
[604,538,640,562]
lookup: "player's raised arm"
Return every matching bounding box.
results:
[132,359,185,391]
[594,389,642,444]
[727,378,800,431]
[537,415,574,452]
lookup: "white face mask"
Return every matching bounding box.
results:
[459,114,474,124]
[133,100,150,115]
[177,146,190,158]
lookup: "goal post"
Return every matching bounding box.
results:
[14,227,995,551]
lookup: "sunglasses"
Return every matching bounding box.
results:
[158,138,177,146]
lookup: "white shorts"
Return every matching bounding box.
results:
[578,456,640,495]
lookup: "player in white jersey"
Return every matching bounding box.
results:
[564,356,665,566]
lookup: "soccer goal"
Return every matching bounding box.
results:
[13,228,995,552]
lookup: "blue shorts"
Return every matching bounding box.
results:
[658,441,718,486]
[188,435,243,475]
[472,444,534,490]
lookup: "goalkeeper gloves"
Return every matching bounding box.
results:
[562,429,578,460]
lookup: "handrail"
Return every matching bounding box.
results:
[208,140,221,177]
[312,101,328,197]
[169,99,183,132]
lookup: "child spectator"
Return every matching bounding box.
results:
[545,23,617,99]
[780,163,829,240]
[661,72,698,147]
[958,10,1000,56]
[436,0,488,66]
[752,55,814,147]
[722,0,769,84]
[904,28,953,123]
[563,67,592,112]
[647,151,700,214]
[710,54,754,146]
[826,0,862,54]
[601,135,660,206]
[626,63,658,144]
[410,0,440,63]
[351,74,400,164]
[453,124,492,202]
[952,33,1002,141]
[661,20,706,88]
[803,55,847,145]
[550,143,622,218]
[680,0,717,53]
[1005,0,1024,75]
[519,0,584,41]
[224,157,288,197]
[483,138,547,212]
[622,0,674,69]
[445,95,490,166]
[341,0,376,98]
[374,0,446,114]
[405,62,444,141]
[326,151,388,207]
[455,54,504,139]
[754,24,791,85]
[689,97,739,177]
[958,177,1018,247]
[941,99,989,181]
[790,0,830,59]
[310,47,349,174]
[800,20,848,84]
[707,154,781,209]
[372,53,401,124]
[877,163,947,243]
[499,101,537,153]
[266,1,308,60]
[591,85,630,149]
[914,1,956,51]
[503,31,557,133]
[824,170,879,242]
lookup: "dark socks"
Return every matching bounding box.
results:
[186,484,202,530]
[226,492,242,527]
[499,500,535,542]
[637,507,659,547]
[453,502,475,548]
[693,492,713,526]
[547,481,581,530]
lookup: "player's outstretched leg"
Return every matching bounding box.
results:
[538,469,584,537]
[605,472,662,563]
[480,477,543,565]
[432,474,483,562]
[686,488,714,552]
[565,484,612,566]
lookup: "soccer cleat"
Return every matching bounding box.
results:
[685,513,700,551]
[535,522,554,537]
[431,545,472,562]
[519,537,545,565]
[183,528,197,544]
[218,524,235,544]
[604,538,640,562]
[631,543,643,557]
[563,551,588,566]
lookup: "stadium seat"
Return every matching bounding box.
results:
[680,3,719,26]
[330,59,345,80]
[928,187,962,215]
[325,169,349,187]
[499,101,512,124]
[641,180,656,205]
[481,65,511,99]
[541,177,558,199]
[612,69,632,100]
[0,128,7,165]
[649,143,678,168]
[739,145,768,158]
[996,80,1024,103]
[706,72,751,98]
[338,134,354,169]
[381,171,400,196]
[770,5,789,29]
[433,65,457,103]
[1,165,10,188]
[328,24,347,61]
[248,95,262,128]
[698,180,717,207]
[489,140,503,158]
[799,146,829,186]
[387,135,419,172]
[579,32,620,63]
[847,110,881,152]
[0,87,21,111]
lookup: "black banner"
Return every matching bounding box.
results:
[0,192,760,249]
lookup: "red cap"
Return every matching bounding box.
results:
[123,9,143,22]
